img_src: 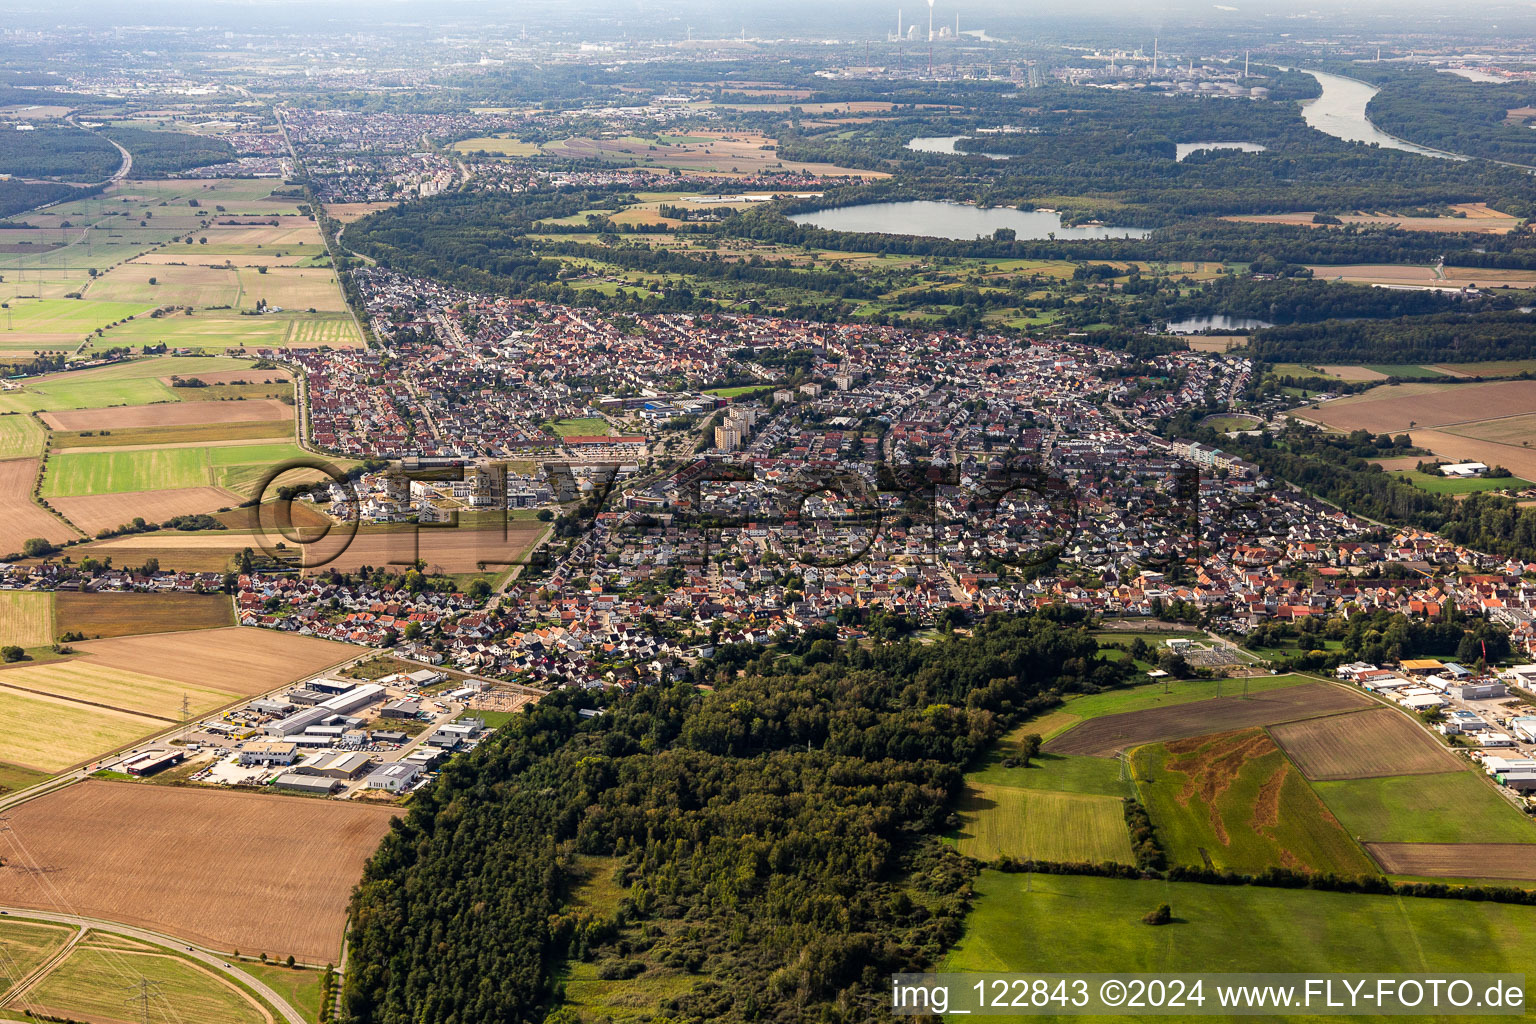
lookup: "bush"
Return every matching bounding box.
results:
[1142,903,1172,925]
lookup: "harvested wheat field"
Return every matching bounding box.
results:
[71,626,355,694]
[1317,365,1389,382]
[1365,843,1536,881]
[1400,429,1536,482]
[1271,708,1462,780]
[50,486,240,536]
[0,781,399,961]
[0,660,235,720]
[0,458,80,558]
[40,398,292,432]
[55,591,233,640]
[0,687,162,772]
[301,524,546,573]
[0,591,55,648]
[1236,205,1519,234]
[1296,380,1536,434]
[1044,683,1373,757]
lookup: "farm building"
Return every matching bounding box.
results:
[364,763,421,794]
[1440,462,1489,478]
[121,749,184,777]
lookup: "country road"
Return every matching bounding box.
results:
[0,907,306,1024]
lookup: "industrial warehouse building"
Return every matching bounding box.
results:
[264,683,385,737]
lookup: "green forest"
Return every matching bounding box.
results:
[344,613,1124,1023]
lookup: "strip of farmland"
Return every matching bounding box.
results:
[1043,682,1374,757]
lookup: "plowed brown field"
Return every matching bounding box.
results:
[0,458,80,557]
[51,486,240,536]
[1044,683,1373,756]
[1366,842,1536,881]
[1270,707,1462,780]
[41,399,292,431]
[72,626,355,694]
[0,781,398,961]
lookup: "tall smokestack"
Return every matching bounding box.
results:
[1244,50,1249,77]
[897,9,902,41]
[927,0,934,75]
[1152,37,1158,75]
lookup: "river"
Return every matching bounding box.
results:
[788,200,1152,241]
[1298,69,1464,161]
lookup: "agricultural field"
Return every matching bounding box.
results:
[1270,708,1463,780]
[0,297,156,350]
[942,871,1536,979]
[50,486,240,536]
[1294,379,1536,436]
[0,458,81,559]
[1387,469,1531,494]
[1366,843,1536,882]
[298,522,546,574]
[0,686,162,772]
[42,439,312,504]
[0,410,45,460]
[1234,204,1521,233]
[951,782,1133,864]
[51,419,293,450]
[71,626,355,693]
[0,781,399,962]
[55,591,233,639]
[17,934,272,1024]
[0,918,76,995]
[1044,681,1371,757]
[0,660,236,722]
[1315,771,1536,845]
[1132,729,1377,876]
[0,591,55,648]
[450,135,541,157]
[540,131,887,178]
[85,261,243,307]
[41,397,292,431]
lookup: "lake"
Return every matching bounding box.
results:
[1175,141,1268,162]
[1297,69,1463,161]
[788,201,1152,241]
[1167,315,1273,333]
[906,136,1011,160]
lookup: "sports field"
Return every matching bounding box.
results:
[0,591,55,648]
[1045,682,1372,757]
[952,783,1132,864]
[18,935,271,1024]
[1270,708,1462,780]
[55,591,233,639]
[0,781,399,961]
[1132,730,1376,876]
[1315,771,1536,845]
[942,871,1536,978]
